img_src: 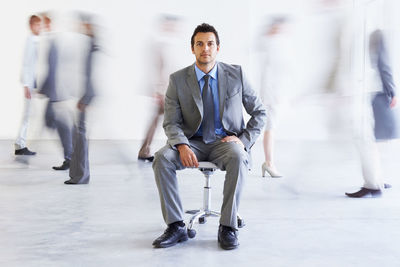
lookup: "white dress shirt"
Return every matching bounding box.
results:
[21,34,39,90]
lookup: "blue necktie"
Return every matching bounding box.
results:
[202,75,216,144]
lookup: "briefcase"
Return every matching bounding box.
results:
[371,92,400,140]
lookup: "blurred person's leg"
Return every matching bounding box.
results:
[357,139,383,190]
[346,96,386,198]
[138,114,161,161]
[357,100,383,190]
[261,105,282,177]
[262,130,275,170]
[15,98,36,155]
[138,100,164,162]
[52,101,74,170]
[65,111,90,184]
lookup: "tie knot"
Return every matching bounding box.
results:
[203,75,210,83]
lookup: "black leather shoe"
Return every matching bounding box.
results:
[138,156,154,162]
[64,180,77,184]
[53,160,70,170]
[218,225,239,250]
[152,223,188,248]
[64,179,89,185]
[345,187,382,198]
[15,147,36,156]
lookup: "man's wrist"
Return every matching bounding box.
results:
[176,144,189,152]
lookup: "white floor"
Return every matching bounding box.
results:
[1,139,400,267]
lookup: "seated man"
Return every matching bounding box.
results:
[152,23,267,250]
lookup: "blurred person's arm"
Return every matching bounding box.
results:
[21,36,35,98]
[24,86,31,99]
[78,41,97,111]
[377,40,396,107]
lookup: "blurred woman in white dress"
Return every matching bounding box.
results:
[258,17,294,178]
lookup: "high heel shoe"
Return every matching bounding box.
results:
[261,163,282,178]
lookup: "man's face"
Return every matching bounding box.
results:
[30,21,41,35]
[192,32,219,66]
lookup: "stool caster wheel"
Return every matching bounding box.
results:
[187,229,196,238]
[238,218,245,228]
[199,216,206,224]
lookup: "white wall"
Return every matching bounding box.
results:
[1,0,399,141]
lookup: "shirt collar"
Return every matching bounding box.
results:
[31,34,40,43]
[194,62,218,82]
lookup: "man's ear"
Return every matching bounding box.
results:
[191,46,195,54]
[217,45,220,52]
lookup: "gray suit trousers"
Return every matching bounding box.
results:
[47,101,73,160]
[68,111,90,184]
[153,138,249,230]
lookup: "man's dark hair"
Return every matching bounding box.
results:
[191,23,220,48]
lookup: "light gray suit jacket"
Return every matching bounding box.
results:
[163,61,267,152]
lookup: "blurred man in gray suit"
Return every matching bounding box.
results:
[40,13,93,172]
[39,14,74,171]
[64,13,97,185]
[152,23,267,250]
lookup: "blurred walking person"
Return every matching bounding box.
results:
[258,17,293,178]
[64,14,98,184]
[138,15,186,162]
[39,13,88,171]
[14,15,41,156]
[346,29,397,198]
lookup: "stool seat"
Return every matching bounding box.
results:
[185,161,244,239]
[197,161,218,169]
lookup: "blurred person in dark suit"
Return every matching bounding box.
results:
[39,13,91,171]
[64,13,98,185]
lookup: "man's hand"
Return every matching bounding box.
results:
[24,86,31,99]
[221,135,245,150]
[177,144,199,168]
[77,101,87,112]
[390,96,397,109]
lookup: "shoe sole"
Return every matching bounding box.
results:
[345,192,382,198]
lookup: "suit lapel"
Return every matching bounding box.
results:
[217,62,228,120]
[186,64,203,115]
